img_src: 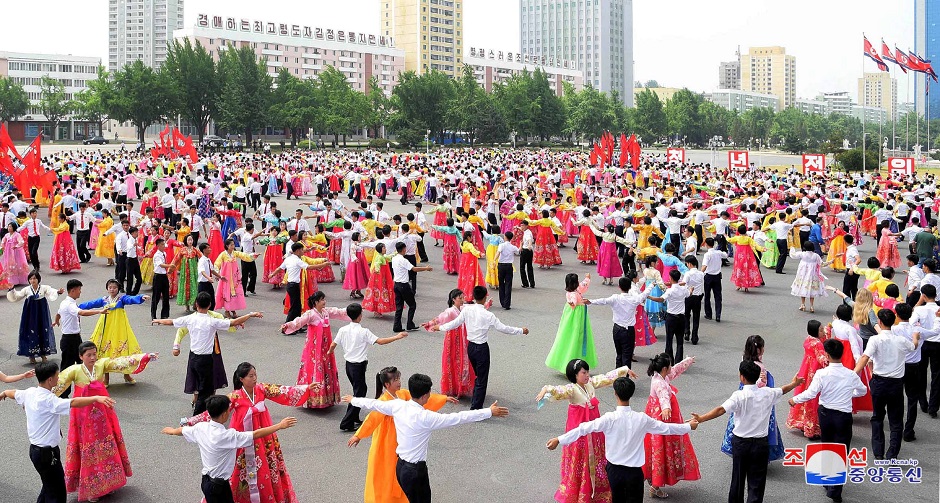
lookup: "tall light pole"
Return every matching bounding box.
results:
[425,129,430,154]
[862,132,870,174]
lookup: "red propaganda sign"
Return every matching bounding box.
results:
[728,150,749,172]
[666,148,685,165]
[802,154,826,175]
[887,157,915,176]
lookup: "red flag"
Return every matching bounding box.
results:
[619,133,628,167]
[864,36,888,72]
[39,170,58,194]
[0,124,22,163]
[627,134,641,169]
[18,135,43,193]
[183,135,199,162]
[589,144,598,166]
[605,131,615,164]
[150,142,160,159]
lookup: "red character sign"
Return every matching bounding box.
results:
[728,151,749,172]
[802,154,826,175]
[887,157,915,177]
[666,148,685,165]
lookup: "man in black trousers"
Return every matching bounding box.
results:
[150,238,171,320]
[124,227,143,295]
[21,207,48,271]
[72,202,94,263]
[701,238,726,322]
[790,338,868,503]
[391,242,433,332]
[683,256,705,345]
[586,274,652,368]
[496,232,519,309]
[519,221,535,289]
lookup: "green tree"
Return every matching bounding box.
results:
[268,68,309,147]
[740,107,775,148]
[391,70,454,144]
[529,68,565,140]
[0,76,29,125]
[105,60,171,143]
[217,45,272,143]
[366,76,392,139]
[72,66,112,136]
[39,76,72,141]
[317,66,369,146]
[565,84,615,142]
[447,65,489,146]
[633,88,666,143]
[835,148,880,171]
[493,71,537,140]
[769,107,807,153]
[699,100,732,144]
[475,95,509,145]
[664,88,702,145]
[163,39,219,140]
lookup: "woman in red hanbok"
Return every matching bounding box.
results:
[342,236,370,299]
[260,227,288,287]
[362,242,396,316]
[309,225,335,283]
[457,232,485,299]
[574,211,599,264]
[422,289,483,398]
[529,211,563,268]
[50,218,81,273]
[786,320,829,439]
[537,361,635,503]
[727,225,765,291]
[875,227,901,269]
[431,219,462,274]
[182,362,318,503]
[643,353,700,499]
[206,214,225,263]
[428,200,451,245]
[281,291,348,408]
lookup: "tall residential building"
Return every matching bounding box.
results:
[705,89,779,113]
[718,47,741,89]
[380,0,463,78]
[817,91,852,116]
[108,0,184,72]
[739,46,796,110]
[0,52,102,141]
[520,0,634,106]
[464,51,582,96]
[795,98,828,116]
[914,0,939,119]
[858,72,897,121]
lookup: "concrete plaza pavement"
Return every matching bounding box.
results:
[0,188,936,502]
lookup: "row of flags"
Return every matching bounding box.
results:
[0,125,57,197]
[590,131,641,169]
[864,36,937,82]
[151,125,198,162]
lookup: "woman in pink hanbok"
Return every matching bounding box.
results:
[214,239,256,318]
[281,291,348,408]
[0,223,30,285]
[537,360,635,503]
[422,289,478,398]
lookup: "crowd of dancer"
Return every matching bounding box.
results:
[0,145,937,503]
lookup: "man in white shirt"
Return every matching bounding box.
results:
[693,362,803,503]
[912,284,940,417]
[547,377,697,502]
[2,361,115,503]
[69,202,95,263]
[651,270,692,363]
[286,209,309,233]
[891,304,925,442]
[278,243,313,330]
[496,233,520,309]
[19,207,50,271]
[108,219,130,283]
[197,243,221,311]
[151,238,173,320]
[586,275,652,368]
[344,373,508,502]
[789,338,868,502]
[682,256,705,345]
[233,223,259,295]
[856,309,918,461]
[326,303,407,431]
[52,279,107,398]
[161,394,295,503]
[124,226,142,295]
[152,292,262,414]
[701,237,727,323]
[391,242,433,333]
[769,215,799,274]
[519,221,536,288]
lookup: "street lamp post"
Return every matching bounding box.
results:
[425,129,430,154]
[862,132,870,174]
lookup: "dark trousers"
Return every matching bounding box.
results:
[285,282,302,323]
[843,271,859,300]
[923,340,940,414]
[125,257,142,295]
[774,239,788,272]
[870,374,904,459]
[395,459,431,503]
[728,435,769,503]
[76,230,91,262]
[59,333,82,398]
[620,249,636,274]
[115,253,127,284]
[703,273,722,320]
[393,282,416,332]
[497,263,513,308]
[201,475,235,503]
[151,273,170,319]
[188,353,216,415]
[664,312,685,363]
[684,294,703,343]
[241,261,257,294]
[164,210,176,227]
[606,463,644,503]
[417,233,429,262]
[467,342,490,410]
[818,406,852,501]
[27,235,40,270]
[29,444,66,503]
[405,254,418,292]
[286,182,294,200]
[903,362,925,437]
[197,282,216,311]
[341,360,368,430]
[251,193,261,210]
[612,324,636,369]
[519,249,534,287]
[669,233,681,256]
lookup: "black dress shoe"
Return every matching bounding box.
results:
[929,411,938,418]
[704,315,712,320]
[715,318,721,323]
[684,334,690,342]
[903,433,916,442]
[691,339,698,345]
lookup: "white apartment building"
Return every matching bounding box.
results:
[109,0,184,71]
[795,98,828,115]
[817,91,852,116]
[0,52,101,141]
[706,89,779,113]
[520,0,634,105]
[464,49,583,96]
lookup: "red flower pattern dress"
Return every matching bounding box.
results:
[49,222,81,273]
[726,235,765,289]
[182,382,318,503]
[643,357,701,488]
[423,305,476,398]
[457,240,485,299]
[529,218,563,267]
[786,335,829,437]
[282,306,349,408]
[362,252,396,315]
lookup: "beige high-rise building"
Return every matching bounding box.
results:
[739,46,796,110]
[380,0,463,78]
[858,72,897,121]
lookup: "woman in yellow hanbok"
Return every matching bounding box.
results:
[78,279,150,386]
[349,367,452,503]
[95,211,116,264]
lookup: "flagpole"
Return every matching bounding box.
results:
[907,70,911,151]
[863,33,867,175]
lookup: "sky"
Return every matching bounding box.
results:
[0,0,916,102]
